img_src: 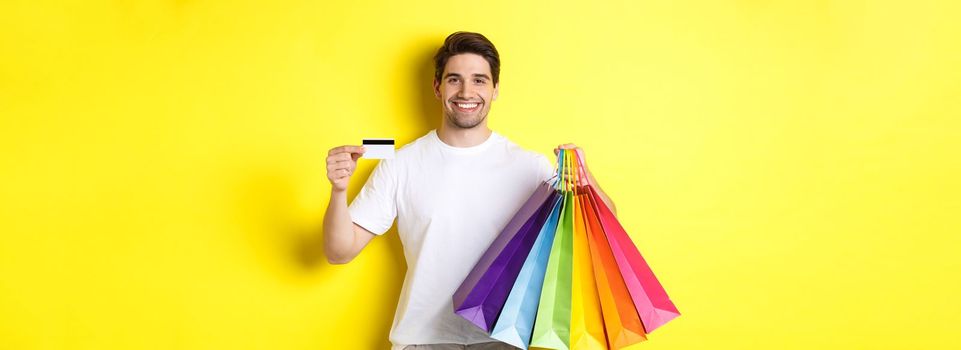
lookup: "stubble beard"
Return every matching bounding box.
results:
[445,107,488,129]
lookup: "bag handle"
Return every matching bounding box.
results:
[553,148,564,190]
[566,148,589,191]
[554,148,582,192]
[564,150,575,192]
[554,147,590,191]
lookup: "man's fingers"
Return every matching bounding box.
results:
[553,144,587,173]
[332,160,353,171]
[554,143,581,155]
[328,145,350,156]
[326,145,362,185]
[327,161,350,171]
[328,145,366,156]
[327,145,365,155]
[327,152,353,164]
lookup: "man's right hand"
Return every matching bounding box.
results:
[326,145,365,192]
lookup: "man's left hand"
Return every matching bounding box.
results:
[554,143,591,187]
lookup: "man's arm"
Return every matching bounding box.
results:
[585,169,618,217]
[324,189,377,264]
[554,143,618,217]
[323,145,377,265]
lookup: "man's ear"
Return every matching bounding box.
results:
[433,79,441,100]
[493,82,499,101]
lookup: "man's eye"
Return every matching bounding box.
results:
[474,79,486,84]
[448,78,458,83]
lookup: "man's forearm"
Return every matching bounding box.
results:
[587,171,618,216]
[323,190,354,262]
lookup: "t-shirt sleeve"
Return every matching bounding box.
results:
[535,153,555,184]
[347,159,398,236]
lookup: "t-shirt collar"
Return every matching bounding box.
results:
[429,129,499,155]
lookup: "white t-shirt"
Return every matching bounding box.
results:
[348,129,554,348]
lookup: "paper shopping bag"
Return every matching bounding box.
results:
[453,182,558,331]
[582,193,647,349]
[530,191,575,349]
[588,186,680,333]
[490,194,564,349]
[569,189,607,350]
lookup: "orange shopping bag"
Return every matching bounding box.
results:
[568,152,606,349]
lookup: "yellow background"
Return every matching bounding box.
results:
[2,0,960,349]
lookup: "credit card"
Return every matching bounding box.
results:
[362,139,395,159]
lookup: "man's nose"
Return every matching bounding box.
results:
[456,83,474,98]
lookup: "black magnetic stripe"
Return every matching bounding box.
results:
[363,139,395,145]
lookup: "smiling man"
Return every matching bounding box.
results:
[323,31,617,349]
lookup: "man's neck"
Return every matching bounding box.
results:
[436,122,493,148]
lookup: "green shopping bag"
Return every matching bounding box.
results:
[530,186,575,348]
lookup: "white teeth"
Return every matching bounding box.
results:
[456,103,478,109]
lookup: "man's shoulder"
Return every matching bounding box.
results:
[393,131,434,159]
[496,133,555,184]
[497,132,551,164]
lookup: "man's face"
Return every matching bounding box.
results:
[433,53,499,129]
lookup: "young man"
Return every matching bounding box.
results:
[323,32,617,350]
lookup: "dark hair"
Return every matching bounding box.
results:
[434,31,500,85]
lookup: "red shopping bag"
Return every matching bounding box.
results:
[588,186,680,333]
[582,192,648,349]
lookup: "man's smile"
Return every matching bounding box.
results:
[452,100,482,113]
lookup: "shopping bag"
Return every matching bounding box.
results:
[582,192,648,349]
[453,182,559,331]
[569,187,607,350]
[588,186,680,333]
[456,147,679,349]
[490,194,564,349]
[529,191,575,349]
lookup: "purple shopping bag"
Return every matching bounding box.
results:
[453,182,559,332]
